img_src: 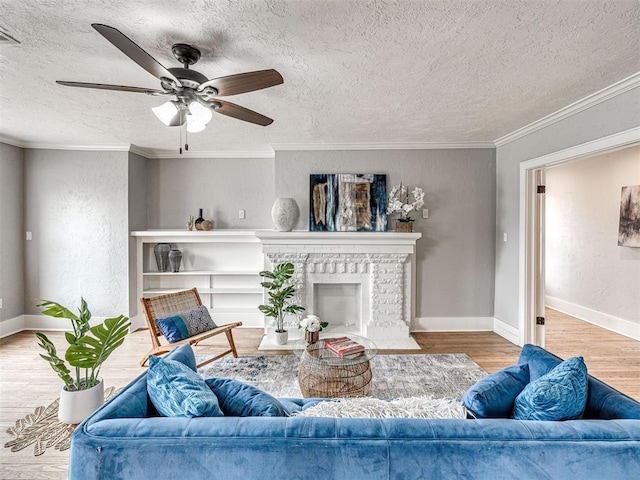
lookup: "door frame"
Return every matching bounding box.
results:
[518,126,640,346]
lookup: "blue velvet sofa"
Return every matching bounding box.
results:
[69,344,640,480]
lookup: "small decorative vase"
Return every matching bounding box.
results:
[154,243,171,272]
[58,378,104,425]
[168,249,182,272]
[201,219,214,231]
[274,330,289,345]
[395,221,413,232]
[195,208,205,230]
[271,198,300,232]
[305,330,319,345]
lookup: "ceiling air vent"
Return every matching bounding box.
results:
[0,29,20,46]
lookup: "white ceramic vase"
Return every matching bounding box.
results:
[274,330,289,345]
[58,378,104,425]
[271,198,300,232]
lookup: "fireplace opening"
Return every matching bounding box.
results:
[313,283,361,334]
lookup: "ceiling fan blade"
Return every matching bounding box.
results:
[56,81,167,95]
[198,69,283,96]
[91,23,182,86]
[209,99,274,126]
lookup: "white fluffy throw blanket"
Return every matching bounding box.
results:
[293,396,467,419]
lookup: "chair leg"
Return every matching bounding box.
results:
[140,354,150,368]
[140,346,172,367]
[225,329,239,358]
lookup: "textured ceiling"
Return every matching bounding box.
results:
[1,0,639,154]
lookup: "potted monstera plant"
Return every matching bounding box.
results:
[36,298,130,424]
[259,262,305,345]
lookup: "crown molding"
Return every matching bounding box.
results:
[494,71,640,147]
[0,136,131,152]
[0,135,28,148]
[271,142,495,151]
[129,145,275,159]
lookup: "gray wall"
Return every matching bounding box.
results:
[23,149,130,316]
[545,146,640,323]
[0,143,25,321]
[147,157,275,229]
[495,85,640,328]
[128,152,148,315]
[275,149,496,318]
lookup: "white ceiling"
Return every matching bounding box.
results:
[1,0,639,155]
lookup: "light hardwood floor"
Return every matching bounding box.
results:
[0,308,638,479]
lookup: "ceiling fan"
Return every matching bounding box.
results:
[57,24,283,135]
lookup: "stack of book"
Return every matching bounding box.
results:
[324,337,366,359]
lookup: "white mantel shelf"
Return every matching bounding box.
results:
[255,230,422,245]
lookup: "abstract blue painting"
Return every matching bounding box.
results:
[309,174,387,231]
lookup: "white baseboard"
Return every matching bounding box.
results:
[412,316,494,332]
[546,295,640,341]
[0,315,26,338]
[493,318,520,345]
[21,314,107,331]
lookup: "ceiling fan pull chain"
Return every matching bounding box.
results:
[179,109,183,154]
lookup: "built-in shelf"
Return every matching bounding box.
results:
[132,230,265,330]
[143,270,259,276]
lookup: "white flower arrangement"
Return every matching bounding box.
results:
[387,183,425,222]
[298,314,328,332]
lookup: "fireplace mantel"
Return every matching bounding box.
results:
[256,230,421,349]
[255,230,421,246]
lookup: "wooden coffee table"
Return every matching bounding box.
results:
[293,333,378,398]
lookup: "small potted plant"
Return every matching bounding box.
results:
[387,182,425,232]
[299,314,328,344]
[35,298,130,424]
[258,262,305,345]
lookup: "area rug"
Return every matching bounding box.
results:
[198,354,487,398]
[4,387,119,456]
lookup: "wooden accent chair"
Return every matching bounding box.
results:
[140,288,242,368]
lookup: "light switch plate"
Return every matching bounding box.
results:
[422,209,429,219]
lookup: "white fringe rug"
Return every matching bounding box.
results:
[198,353,486,399]
[293,396,467,419]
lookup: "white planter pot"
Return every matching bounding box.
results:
[271,198,300,232]
[58,378,104,425]
[274,330,289,345]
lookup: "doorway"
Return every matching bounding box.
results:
[519,127,640,346]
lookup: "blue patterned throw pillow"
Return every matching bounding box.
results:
[155,305,217,343]
[206,378,289,417]
[147,355,223,417]
[513,356,588,421]
[463,364,530,418]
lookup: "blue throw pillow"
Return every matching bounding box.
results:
[206,378,289,417]
[513,356,588,421]
[155,305,217,343]
[463,364,530,418]
[147,355,223,417]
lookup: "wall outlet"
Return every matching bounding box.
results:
[239,210,245,219]
[422,209,429,219]
[503,232,508,242]
[0,298,3,309]
[26,231,32,241]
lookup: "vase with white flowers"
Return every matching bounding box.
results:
[387,182,425,232]
[299,314,328,344]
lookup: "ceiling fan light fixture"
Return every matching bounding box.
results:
[152,101,181,126]
[189,101,213,125]
[186,114,206,133]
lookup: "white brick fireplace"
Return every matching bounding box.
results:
[256,231,421,349]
